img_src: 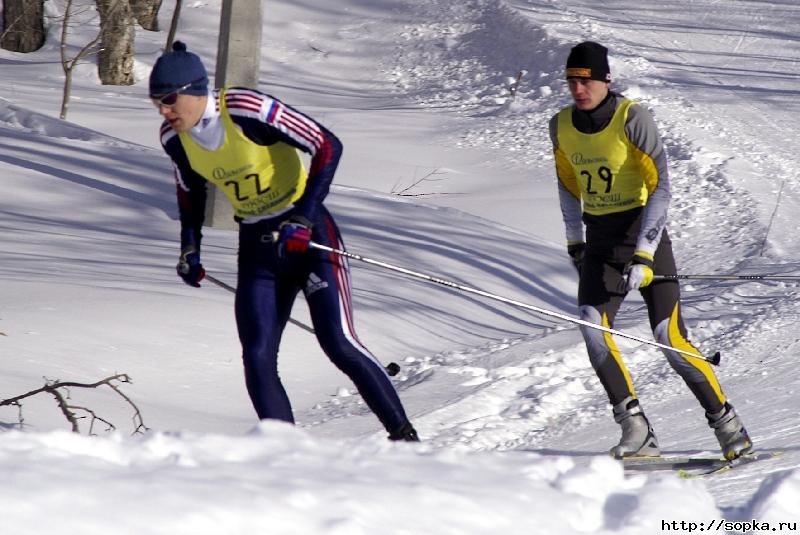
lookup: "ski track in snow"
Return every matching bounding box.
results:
[302,329,611,451]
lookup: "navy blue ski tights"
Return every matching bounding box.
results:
[233,206,410,433]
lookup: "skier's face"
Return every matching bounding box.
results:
[153,94,206,133]
[568,78,609,111]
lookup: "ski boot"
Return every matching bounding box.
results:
[610,396,660,459]
[707,402,752,460]
[388,422,420,442]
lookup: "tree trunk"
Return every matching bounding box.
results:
[1,0,46,53]
[96,0,135,85]
[130,0,162,31]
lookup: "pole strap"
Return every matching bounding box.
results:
[310,241,720,365]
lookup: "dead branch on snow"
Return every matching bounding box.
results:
[1,373,148,435]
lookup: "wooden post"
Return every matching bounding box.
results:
[205,0,263,229]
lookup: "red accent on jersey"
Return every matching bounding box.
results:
[309,134,334,176]
[225,90,262,114]
[279,109,324,149]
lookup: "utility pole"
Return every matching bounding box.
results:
[206,0,263,229]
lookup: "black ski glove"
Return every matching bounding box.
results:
[176,246,205,287]
[567,242,586,275]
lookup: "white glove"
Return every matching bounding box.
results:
[622,262,654,292]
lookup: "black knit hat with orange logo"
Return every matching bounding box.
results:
[565,41,611,82]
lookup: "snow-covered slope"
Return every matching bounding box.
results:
[1,0,799,532]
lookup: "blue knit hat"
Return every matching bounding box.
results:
[149,41,209,98]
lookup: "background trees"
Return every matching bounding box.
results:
[96,0,136,85]
[1,0,168,117]
[1,0,46,52]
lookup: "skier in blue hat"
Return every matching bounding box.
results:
[150,42,418,441]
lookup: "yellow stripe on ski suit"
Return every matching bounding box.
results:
[602,311,637,398]
[665,302,726,404]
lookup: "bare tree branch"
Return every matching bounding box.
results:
[508,69,527,101]
[1,374,149,435]
[391,167,464,197]
[59,0,104,119]
[105,378,148,433]
[308,43,330,57]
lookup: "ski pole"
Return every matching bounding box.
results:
[310,241,721,365]
[203,272,402,376]
[654,274,800,282]
[204,273,316,334]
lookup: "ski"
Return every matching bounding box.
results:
[622,454,725,473]
[622,451,781,477]
[677,451,782,479]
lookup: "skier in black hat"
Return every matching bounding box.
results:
[549,41,751,460]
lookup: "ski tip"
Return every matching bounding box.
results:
[385,362,401,376]
[709,351,721,365]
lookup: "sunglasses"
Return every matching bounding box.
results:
[151,77,206,107]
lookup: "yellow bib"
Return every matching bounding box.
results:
[179,90,308,219]
[556,100,648,215]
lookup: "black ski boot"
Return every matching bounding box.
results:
[388,422,420,442]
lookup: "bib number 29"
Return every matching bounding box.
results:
[581,166,613,194]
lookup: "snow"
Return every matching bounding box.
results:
[1,0,800,533]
